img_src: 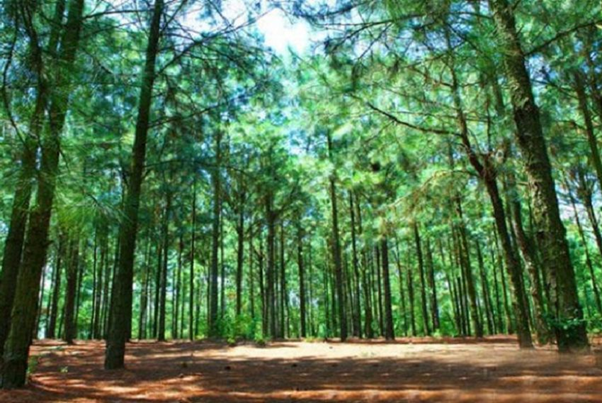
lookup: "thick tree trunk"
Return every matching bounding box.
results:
[2,0,84,388]
[0,0,67,361]
[488,0,588,352]
[104,0,164,370]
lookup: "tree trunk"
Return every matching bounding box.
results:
[189,181,196,340]
[566,179,602,314]
[508,177,551,344]
[158,192,171,342]
[63,238,79,345]
[414,224,431,336]
[104,0,164,370]
[488,0,588,352]
[380,239,395,340]
[574,72,602,190]
[208,132,222,338]
[297,224,307,338]
[348,191,363,338]
[475,240,495,335]
[0,0,66,362]
[2,0,84,389]
[46,236,65,339]
[425,238,440,331]
[327,132,347,341]
[235,189,245,317]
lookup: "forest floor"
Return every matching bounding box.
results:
[1,336,602,402]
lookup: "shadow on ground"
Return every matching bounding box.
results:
[1,337,601,402]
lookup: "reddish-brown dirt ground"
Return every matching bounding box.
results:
[1,336,602,402]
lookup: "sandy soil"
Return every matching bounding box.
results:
[1,336,602,402]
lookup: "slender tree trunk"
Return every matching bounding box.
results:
[220,214,226,322]
[189,181,196,340]
[490,244,504,334]
[249,227,256,321]
[209,132,222,338]
[394,239,408,336]
[235,189,245,317]
[508,177,551,344]
[327,133,347,341]
[279,223,287,338]
[297,224,307,338]
[375,245,384,336]
[138,243,151,340]
[63,238,79,345]
[566,180,602,314]
[173,236,183,339]
[104,0,164,370]
[266,196,276,338]
[380,239,395,340]
[481,166,532,347]
[574,72,602,190]
[425,238,440,331]
[414,224,431,336]
[46,236,65,339]
[456,207,482,337]
[475,240,494,335]
[158,192,171,342]
[576,170,602,267]
[406,250,417,337]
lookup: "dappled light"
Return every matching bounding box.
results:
[1,0,602,399]
[1,338,602,402]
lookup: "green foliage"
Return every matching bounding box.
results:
[1,0,602,352]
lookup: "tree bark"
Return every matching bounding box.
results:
[488,0,588,352]
[414,224,430,336]
[327,132,347,341]
[158,191,171,342]
[0,0,66,361]
[380,239,395,340]
[2,0,85,388]
[297,223,307,338]
[63,238,79,345]
[574,72,602,190]
[104,0,164,370]
[567,178,602,314]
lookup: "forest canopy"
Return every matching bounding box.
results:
[1,0,602,389]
